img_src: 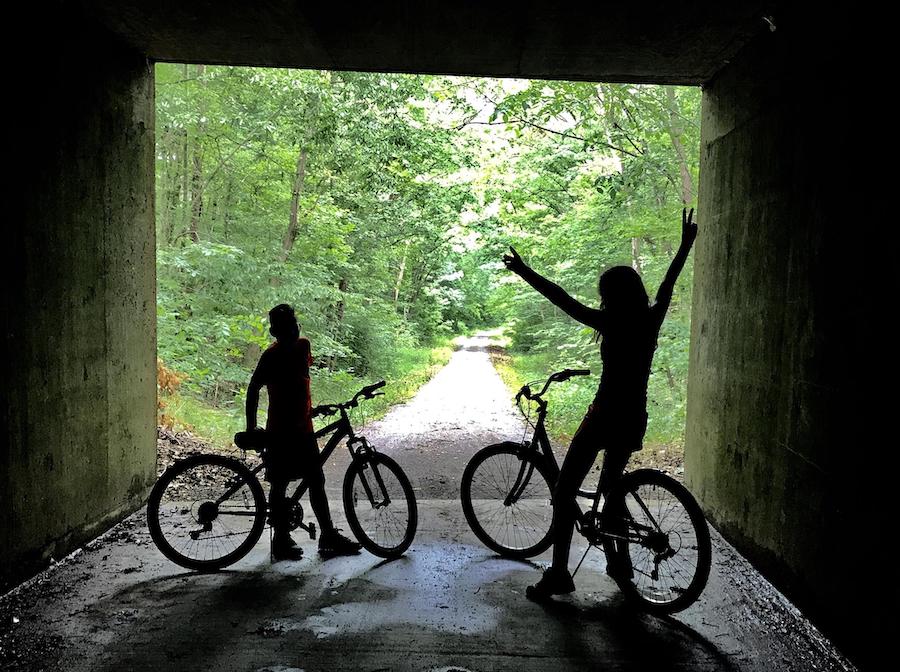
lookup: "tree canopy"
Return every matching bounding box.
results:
[155,64,699,444]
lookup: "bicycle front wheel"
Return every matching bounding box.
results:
[343,453,417,558]
[460,443,556,558]
[147,454,267,571]
[602,469,711,614]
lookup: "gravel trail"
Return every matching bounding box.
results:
[359,332,525,499]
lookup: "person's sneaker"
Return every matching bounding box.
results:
[271,534,303,561]
[525,568,576,600]
[318,529,362,557]
[271,543,304,562]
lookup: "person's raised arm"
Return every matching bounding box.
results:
[503,247,602,328]
[654,208,698,316]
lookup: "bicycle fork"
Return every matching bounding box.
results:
[349,438,393,509]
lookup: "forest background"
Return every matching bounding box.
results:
[154,64,699,456]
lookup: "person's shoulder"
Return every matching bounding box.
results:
[298,336,311,350]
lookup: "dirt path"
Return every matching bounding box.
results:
[352,332,524,499]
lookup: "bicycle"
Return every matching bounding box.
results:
[460,368,711,614]
[147,381,418,571]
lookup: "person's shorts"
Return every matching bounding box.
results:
[578,402,648,453]
[263,432,319,482]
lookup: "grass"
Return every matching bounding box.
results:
[159,339,455,446]
[488,336,686,476]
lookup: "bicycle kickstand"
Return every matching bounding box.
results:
[571,544,597,580]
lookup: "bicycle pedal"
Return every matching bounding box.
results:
[308,523,317,540]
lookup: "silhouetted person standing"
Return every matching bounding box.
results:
[246,304,361,560]
[503,209,698,598]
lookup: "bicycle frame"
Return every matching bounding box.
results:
[514,392,658,548]
[215,406,387,516]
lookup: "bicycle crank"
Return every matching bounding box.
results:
[289,501,317,539]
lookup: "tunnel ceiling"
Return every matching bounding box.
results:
[83,1,774,85]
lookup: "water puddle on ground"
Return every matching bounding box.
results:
[293,543,518,638]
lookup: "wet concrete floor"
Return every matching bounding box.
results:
[0,504,855,671]
[1,335,856,671]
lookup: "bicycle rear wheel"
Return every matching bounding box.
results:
[343,453,417,558]
[147,454,267,571]
[602,469,711,614]
[460,443,555,558]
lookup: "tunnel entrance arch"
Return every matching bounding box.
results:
[6,3,880,668]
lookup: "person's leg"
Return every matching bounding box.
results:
[527,411,599,598]
[598,448,630,498]
[297,434,360,555]
[268,476,292,546]
[305,467,334,534]
[599,448,632,576]
[550,432,599,573]
[294,433,334,533]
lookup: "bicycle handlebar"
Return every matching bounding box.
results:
[235,381,386,446]
[313,380,387,418]
[516,368,591,403]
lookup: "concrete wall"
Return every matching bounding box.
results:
[1,5,157,591]
[687,18,884,669]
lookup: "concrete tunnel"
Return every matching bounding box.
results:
[2,2,885,668]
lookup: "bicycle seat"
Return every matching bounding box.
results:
[234,429,267,451]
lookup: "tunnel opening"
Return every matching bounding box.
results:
[153,64,700,484]
[5,3,884,669]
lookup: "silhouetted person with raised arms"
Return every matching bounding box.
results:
[246,303,361,560]
[502,209,698,599]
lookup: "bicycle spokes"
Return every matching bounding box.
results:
[150,459,265,567]
[618,481,704,605]
[462,448,554,555]
[504,457,536,506]
[345,455,416,557]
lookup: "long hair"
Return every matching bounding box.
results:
[594,266,651,341]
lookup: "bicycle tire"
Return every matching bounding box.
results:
[601,468,711,614]
[147,453,267,571]
[343,453,417,558]
[460,443,556,558]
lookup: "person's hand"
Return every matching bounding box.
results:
[502,246,527,275]
[681,207,698,246]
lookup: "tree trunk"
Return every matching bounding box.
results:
[665,86,695,207]
[393,240,410,305]
[631,237,642,274]
[159,128,176,247]
[279,147,309,262]
[326,277,348,370]
[188,64,206,244]
[189,151,203,243]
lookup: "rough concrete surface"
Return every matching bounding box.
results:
[685,24,885,670]
[3,12,157,590]
[1,337,855,671]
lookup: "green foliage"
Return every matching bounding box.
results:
[154,65,698,447]
[162,342,453,445]
[453,81,700,446]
